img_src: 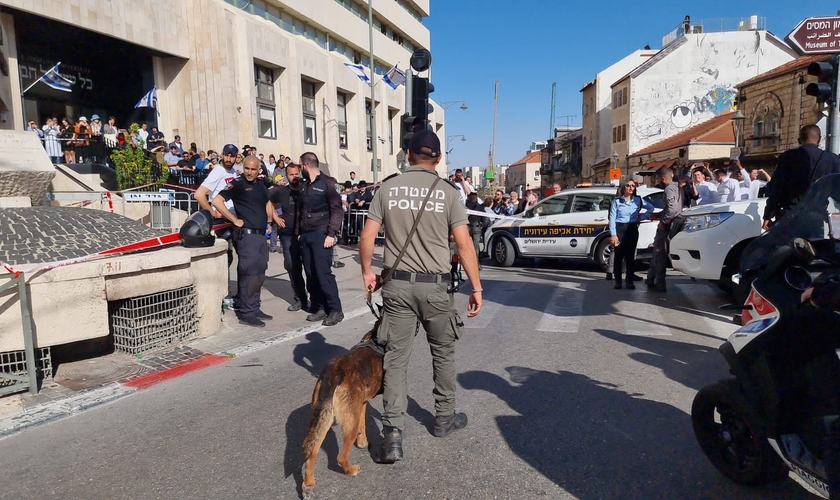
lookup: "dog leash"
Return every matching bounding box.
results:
[366,290,380,320]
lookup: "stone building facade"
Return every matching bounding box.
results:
[0,0,443,180]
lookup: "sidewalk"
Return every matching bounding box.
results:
[0,244,381,436]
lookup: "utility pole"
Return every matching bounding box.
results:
[489,80,499,186]
[549,82,556,139]
[367,0,378,182]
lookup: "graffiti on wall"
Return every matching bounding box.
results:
[635,85,736,142]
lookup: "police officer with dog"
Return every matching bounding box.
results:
[359,130,483,463]
[297,152,345,327]
[212,155,278,327]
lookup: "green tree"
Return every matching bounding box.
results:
[111,123,167,189]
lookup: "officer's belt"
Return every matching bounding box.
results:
[386,269,450,284]
[240,228,266,235]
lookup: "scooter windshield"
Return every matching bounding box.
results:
[740,173,840,274]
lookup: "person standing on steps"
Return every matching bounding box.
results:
[359,130,483,464]
[297,152,345,327]
[609,180,654,290]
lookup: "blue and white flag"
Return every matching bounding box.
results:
[382,64,406,90]
[343,62,370,84]
[135,87,157,109]
[39,63,73,92]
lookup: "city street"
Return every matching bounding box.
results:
[0,261,819,500]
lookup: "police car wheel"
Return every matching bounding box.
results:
[595,238,612,273]
[492,238,516,267]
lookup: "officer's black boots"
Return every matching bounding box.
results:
[379,426,403,463]
[287,300,306,312]
[306,309,327,322]
[255,310,273,320]
[322,311,344,326]
[239,316,266,327]
[433,412,468,438]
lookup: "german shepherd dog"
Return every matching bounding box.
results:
[302,317,384,499]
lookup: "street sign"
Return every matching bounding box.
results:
[609,168,621,180]
[124,192,174,203]
[787,16,840,55]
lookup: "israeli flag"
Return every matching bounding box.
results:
[343,62,370,83]
[135,87,157,109]
[41,64,73,92]
[382,64,406,90]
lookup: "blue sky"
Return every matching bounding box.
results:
[425,1,831,172]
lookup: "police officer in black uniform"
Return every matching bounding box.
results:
[212,155,279,327]
[297,152,344,326]
[268,163,309,312]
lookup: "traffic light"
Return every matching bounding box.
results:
[411,76,435,131]
[806,60,837,103]
[400,113,420,151]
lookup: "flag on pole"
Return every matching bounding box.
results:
[343,62,371,83]
[382,63,406,90]
[39,63,73,92]
[134,87,157,109]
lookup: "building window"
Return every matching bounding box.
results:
[259,106,276,139]
[612,127,617,143]
[621,124,626,141]
[388,110,396,155]
[255,64,274,103]
[337,92,348,149]
[302,80,317,145]
[622,88,628,106]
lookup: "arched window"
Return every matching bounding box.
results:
[750,95,783,149]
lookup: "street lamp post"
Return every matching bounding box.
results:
[445,134,466,169]
[732,109,746,151]
[440,101,468,111]
[367,0,378,182]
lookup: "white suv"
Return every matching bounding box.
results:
[669,198,767,291]
[486,186,663,270]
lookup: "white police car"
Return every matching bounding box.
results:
[486,186,663,270]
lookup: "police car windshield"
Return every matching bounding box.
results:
[740,173,840,273]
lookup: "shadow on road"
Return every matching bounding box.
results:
[594,329,729,392]
[458,366,811,499]
[292,332,349,378]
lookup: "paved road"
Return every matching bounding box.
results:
[0,263,818,499]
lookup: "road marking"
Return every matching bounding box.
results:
[537,282,585,333]
[672,283,737,339]
[615,300,672,336]
[465,283,524,329]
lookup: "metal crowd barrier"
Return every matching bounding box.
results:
[45,186,201,233]
[340,209,384,245]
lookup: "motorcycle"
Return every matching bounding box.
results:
[692,173,840,497]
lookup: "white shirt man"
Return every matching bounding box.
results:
[199,146,242,216]
[692,170,719,205]
[747,169,769,200]
[715,169,741,202]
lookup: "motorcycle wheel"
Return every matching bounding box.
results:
[691,379,788,486]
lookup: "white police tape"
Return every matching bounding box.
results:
[465,209,523,221]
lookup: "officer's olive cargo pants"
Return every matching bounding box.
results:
[379,279,464,430]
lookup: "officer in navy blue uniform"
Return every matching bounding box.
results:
[212,155,279,327]
[297,152,344,326]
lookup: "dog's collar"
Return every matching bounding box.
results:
[350,340,385,356]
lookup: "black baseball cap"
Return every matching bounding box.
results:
[408,130,441,158]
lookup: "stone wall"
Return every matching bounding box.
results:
[0,171,54,207]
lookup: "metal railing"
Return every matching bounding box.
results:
[662,16,766,47]
[0,272,39,396]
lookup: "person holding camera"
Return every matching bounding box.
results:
[452,168,473,204]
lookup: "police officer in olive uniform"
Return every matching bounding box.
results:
[297,152,345,327]
[359,130,483,463]
[212,156,279,327]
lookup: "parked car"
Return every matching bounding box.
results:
[486,186,663,270]
[669,197,767,294]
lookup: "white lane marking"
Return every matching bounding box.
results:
[465,283,524,329]
[672,283,737,339]
[537,281,586,333]
[615,300,672,336]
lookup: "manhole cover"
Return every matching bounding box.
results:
[54,354,149,391]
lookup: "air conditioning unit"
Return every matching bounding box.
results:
[691,25,703,34]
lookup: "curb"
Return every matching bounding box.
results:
[0,304,371,440]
